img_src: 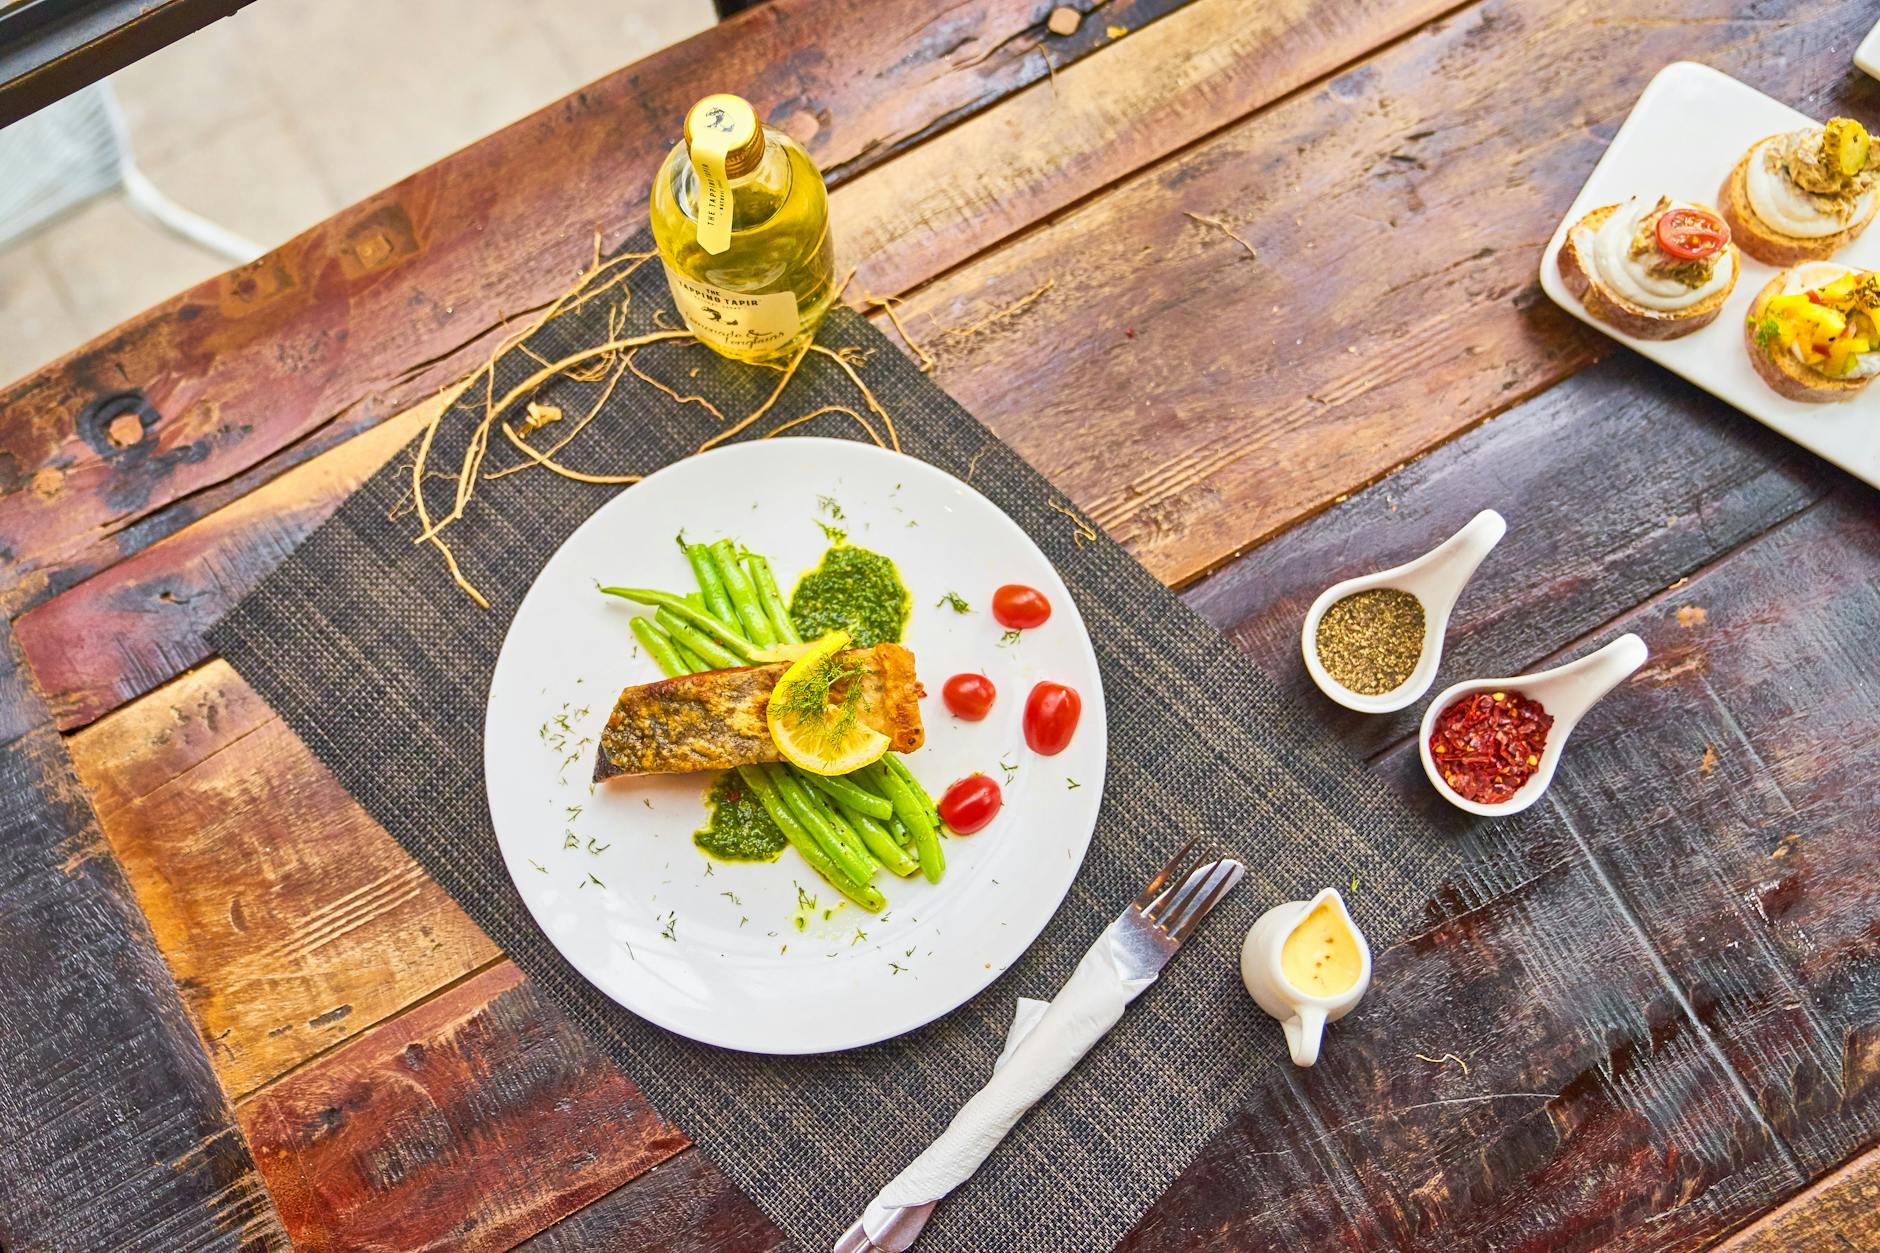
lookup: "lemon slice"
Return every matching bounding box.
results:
[766,630,889,775]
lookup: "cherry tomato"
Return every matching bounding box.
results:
[938,773,1002,834]
[942,673,997,721]
[1655,207,1730,261]
[1023,682,1082,756]
[992,584,1052,630]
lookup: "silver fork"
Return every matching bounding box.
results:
[834,842,1245,1252]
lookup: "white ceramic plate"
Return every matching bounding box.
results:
[1538,61,1879,488]
[484,439,1107,1054]
[1858,18,1880,82]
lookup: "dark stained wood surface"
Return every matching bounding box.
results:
[238,961,685,1252]
[2,0,1876,1247]
[0,705,287,1251]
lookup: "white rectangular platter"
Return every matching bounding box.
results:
[1538,61,1878,488]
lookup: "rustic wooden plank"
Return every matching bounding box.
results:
[514,1149,785,1253]
[896,0,1874,585]
[1180,353,1836,757]
[17,397,442,730]
[66,660,502,1097]
[834,0,1461,298]
[238,960,686,1253]
[1717,1146,1880,1251]
[10,0,1477,730]
[0,713,288,1251]
[1542,492,1880,1182]
[0,0,1206,619]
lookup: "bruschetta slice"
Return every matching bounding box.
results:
[1743,262,1879,403]
[593,643,923,781]
[1720,118,1878,265]
[1559,196,1737,339]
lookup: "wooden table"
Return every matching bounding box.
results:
[2,0,1875,1248]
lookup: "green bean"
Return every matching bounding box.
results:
[889,815,915,851]
[885,754,942,829]
[709,540,776,646]
[630,617,685,677]
[802,770,894,821]
[683,592,708,613]
[655,606,741,670]
[867,762,944,883]
[672,642,713,674]
[770,766,876,886]
[839,802,918,877]
[684,543,737,625]
[739,767,884,913]
[808,787,884,876]
[744,554,801,645]
[600,587,755,658]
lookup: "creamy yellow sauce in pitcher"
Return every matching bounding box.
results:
[1281,900,1361,997]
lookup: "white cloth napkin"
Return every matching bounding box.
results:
[854,920,1158,1249]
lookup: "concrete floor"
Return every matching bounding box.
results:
[0,0,715,387]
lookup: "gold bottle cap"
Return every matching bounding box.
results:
[685,94,765,180]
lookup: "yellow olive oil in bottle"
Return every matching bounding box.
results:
[650,93,834,362]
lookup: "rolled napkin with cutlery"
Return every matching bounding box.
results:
[836,850,1246,1253]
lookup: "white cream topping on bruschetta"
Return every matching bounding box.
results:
[1779,262,1880,378]
[1578,197,1734,311]
[1747,134,1877,239]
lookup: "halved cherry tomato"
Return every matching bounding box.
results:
[942,673,997,721]
[938,773,1002,834]
[1656,207,1730,261]
[992,584,1051,630]
[1023,682,1082,756]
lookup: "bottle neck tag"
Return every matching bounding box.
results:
[686,96,756,256]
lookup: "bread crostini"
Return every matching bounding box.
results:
[1720,118,1877,265]
[1559,195,1737,338]
[1743,262,1878,403]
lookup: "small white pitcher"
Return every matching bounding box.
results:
[1241,888,1372,1067]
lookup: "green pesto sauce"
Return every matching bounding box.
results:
[694,773,787,863]
[789,544,908,647]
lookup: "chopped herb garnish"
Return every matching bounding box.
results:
[1066,777,1082,790]
[721,890,743,906]
[529,859,546,873]
[586,872,605,888]
[660,911,678,941]
[586,838,611,855]
[998,628,1022,647]
[936,590,971,613]
[889,962,908,975]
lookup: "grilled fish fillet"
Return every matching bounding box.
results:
[593,643,924,781]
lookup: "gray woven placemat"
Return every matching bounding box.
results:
[210,238,1457,1252]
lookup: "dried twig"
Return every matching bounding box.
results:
[807,344,899,451]
[1184,211,1257,258]
[697,342,813,452]
[627,344,727,421]
[1048,498,1098,547]
[1414,1052,1471,1076]
[945,279,1055,342]
[762,404,884,447]
[500,423,642,484]
[866,294,937,372]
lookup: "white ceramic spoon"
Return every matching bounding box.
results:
[1301,509,1506,714]
[1418,633,1649,818]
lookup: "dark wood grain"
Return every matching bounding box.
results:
[0,0,1211,623]
[9,0,1478,731]
[0,713,287,1251]
[515,1149,785,1253]
[66,660,500,1097]
[238,960,686,1252]
[896,0,1878,585]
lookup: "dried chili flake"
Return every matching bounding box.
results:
[1428,689,1553,805]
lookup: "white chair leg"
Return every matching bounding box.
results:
[99,82,264,264]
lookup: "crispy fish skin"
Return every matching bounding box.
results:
[593,643,924,781]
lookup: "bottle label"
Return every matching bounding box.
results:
[663,266,799,356]
[686,95,754,255]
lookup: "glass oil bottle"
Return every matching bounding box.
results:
[650,93,834,362]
